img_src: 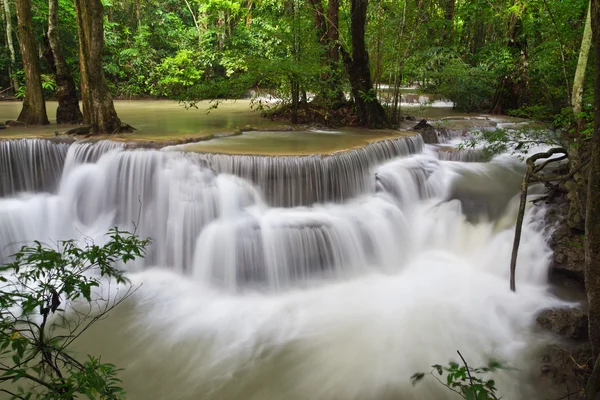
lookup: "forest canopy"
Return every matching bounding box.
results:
[0,0,594,126]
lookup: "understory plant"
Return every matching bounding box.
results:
[411,351,504,400]
[0,228,149,399]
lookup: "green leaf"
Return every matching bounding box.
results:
[410,372,425,386]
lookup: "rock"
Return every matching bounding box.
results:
[412,119,439,144]
[0,123,5,130]
[537,308,588,340]
[5,120,26,127]
[404,115,416,121]
[413,119,431,130]
[65,125,91,135]
[546,197,586,284]
[538,343,591,391]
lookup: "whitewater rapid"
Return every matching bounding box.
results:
[0,136,566,399]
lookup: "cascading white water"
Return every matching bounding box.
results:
[435,148,484,162]
[0,135,564,399]
[180,135,423,206]
[0,138,72,196]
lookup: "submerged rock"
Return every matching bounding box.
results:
[0,123,5,129]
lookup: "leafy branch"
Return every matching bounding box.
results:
[0,228,150,399]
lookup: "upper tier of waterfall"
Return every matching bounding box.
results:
[0,131,534,290]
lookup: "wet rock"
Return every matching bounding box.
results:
[0,123,5,129]
[5,120,26,127]
[537,308,588,340]
[412,119,439,144]
[539,343,591,390]
[413,119,430,130]
[546,197,586,284]
[404,115,416,121]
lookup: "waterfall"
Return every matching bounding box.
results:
[62,140,125,174]
[0,138,72,197]
[0,134,562,400]
[436,148,484,162]
[184,135,424,206]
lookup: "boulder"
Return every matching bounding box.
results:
[546,198,586,284]
[412,119,439,144]
[537,308,588,340]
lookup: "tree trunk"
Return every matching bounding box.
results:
[307,0,343,105]
[74,0,122,134]
[48,0,83,124]
[2,0,19,93]
[327,0,339,64]
[307,0,327,46]
[442,0,455,42]
[572,0,592,129]
[341,0,387,128]
[585,0,600,363]
[326,0,343,103]
[15,0,49,125]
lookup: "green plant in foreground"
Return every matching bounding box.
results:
[411,351,503,400]
[0,228,149,399]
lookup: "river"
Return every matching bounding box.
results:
[0,100,564,399]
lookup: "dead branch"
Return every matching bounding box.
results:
[510,147,570,292]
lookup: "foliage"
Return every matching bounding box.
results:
[430,59,497,112]
[0,0,592,122]
[459,127,562,159]
[411,356,504,400]
[0,228,149,399]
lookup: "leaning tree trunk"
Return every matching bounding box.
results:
[341,0,387,128]
[74,0,121,134]
[48,0,83,124]
[15,0,49,125]
[2,0,19,93]
[585,0,600,365]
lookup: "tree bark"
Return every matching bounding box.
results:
[307,0,327,46]
[48,0,83,124]
[585,0,600,363]
[572,0,592,128]
[341,0,387,128]
[2,0,19,93]
[74,0,122,134]
[327,0,339,64]
[442,0,455,42]
[307,0,343,105]
[15,0,49,125]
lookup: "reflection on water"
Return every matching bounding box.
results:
[0,100,279,139]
